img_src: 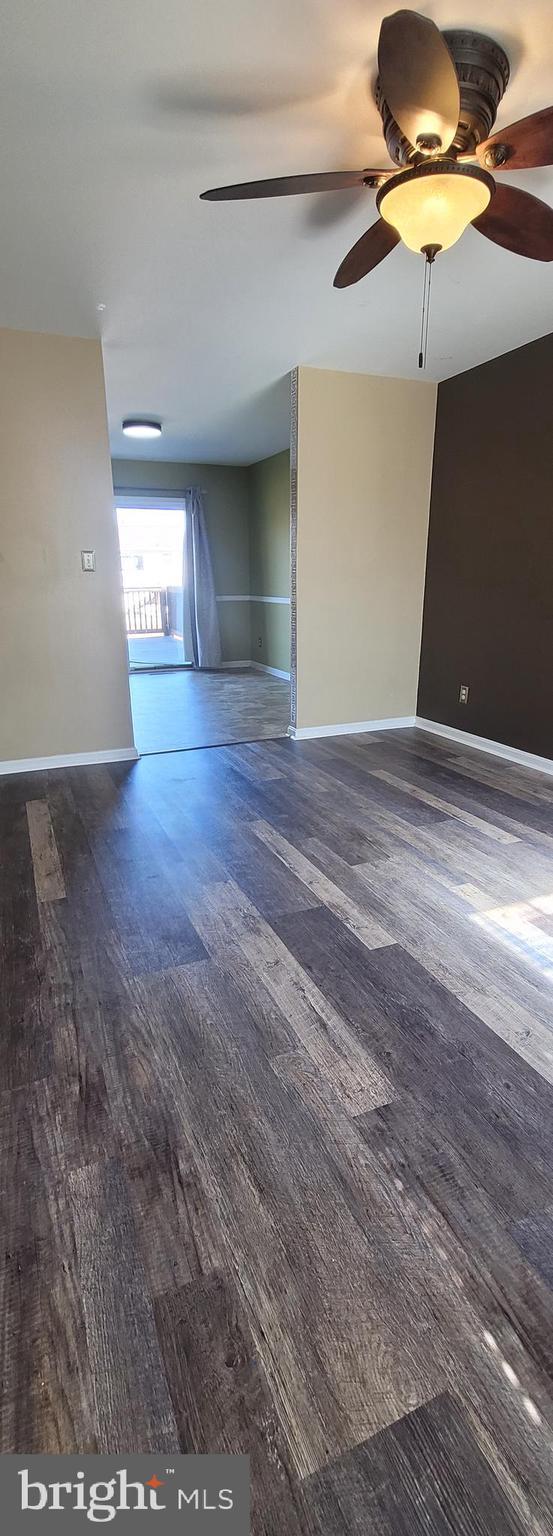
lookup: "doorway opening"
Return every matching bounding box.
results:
[116,499,187,670]
[114,405,292,757]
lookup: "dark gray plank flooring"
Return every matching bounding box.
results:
[2,726,553,1533]
[305,1391,526,1535]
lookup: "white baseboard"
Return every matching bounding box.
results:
[195,659,290,678]
[252,662,291,681]
[289,716,416,740]
[0,746,139,777]
[286,713,553,775]
[415,718,553,777]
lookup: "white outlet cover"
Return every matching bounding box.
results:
[81,550,95,572]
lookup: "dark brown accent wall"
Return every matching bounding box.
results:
[418,332,553,759]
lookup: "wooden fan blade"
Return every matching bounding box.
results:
[377,10,459,152]
[472,184,553,260]
[200,169,391,200]
[334,219,400,287]
[477,106,553,171]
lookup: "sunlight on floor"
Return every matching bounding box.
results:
[471,893,553,980]
[482,1331,542,1426]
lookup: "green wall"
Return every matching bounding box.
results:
[112,450,291,672]
[249,449,290,674]
[112,458,251,664]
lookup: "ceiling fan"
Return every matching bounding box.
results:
[200,9,553,296]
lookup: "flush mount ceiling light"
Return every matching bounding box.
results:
[122,419,162,439]
[376,160,494,254]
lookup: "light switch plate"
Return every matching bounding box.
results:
[81,550,96,572]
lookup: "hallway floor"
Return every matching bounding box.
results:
[129,665,291,753]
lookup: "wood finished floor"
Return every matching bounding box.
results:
[129,665,290,753]
[2,726,553,1533]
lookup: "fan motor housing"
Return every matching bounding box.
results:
[375,30,511,165]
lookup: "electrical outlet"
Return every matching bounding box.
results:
[258,636,262,648]
[459,683,469,704]
[81,549,95,572]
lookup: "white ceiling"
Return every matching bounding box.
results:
[1,0,553,463]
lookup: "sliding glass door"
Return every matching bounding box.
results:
[116,499,188,670]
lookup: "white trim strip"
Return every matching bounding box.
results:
[0,747,139,777]
[252,662,290,680]
[216,594,290,604]
[289,716,416,740]
[415,718,553,777]
[249,595,290,605]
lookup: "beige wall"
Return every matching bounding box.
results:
[249,449,290,674]
[112,458,251,664]
[295,367,436,730]
[0,329,134,764]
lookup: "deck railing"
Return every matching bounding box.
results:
[123,586,169,636]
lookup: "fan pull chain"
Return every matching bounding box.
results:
[418,243,440,370]
[418,258,429,370]
[423,255,432,367]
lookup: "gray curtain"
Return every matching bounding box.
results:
[182,489,222,669]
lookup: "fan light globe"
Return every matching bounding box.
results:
[377,161,494,254]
